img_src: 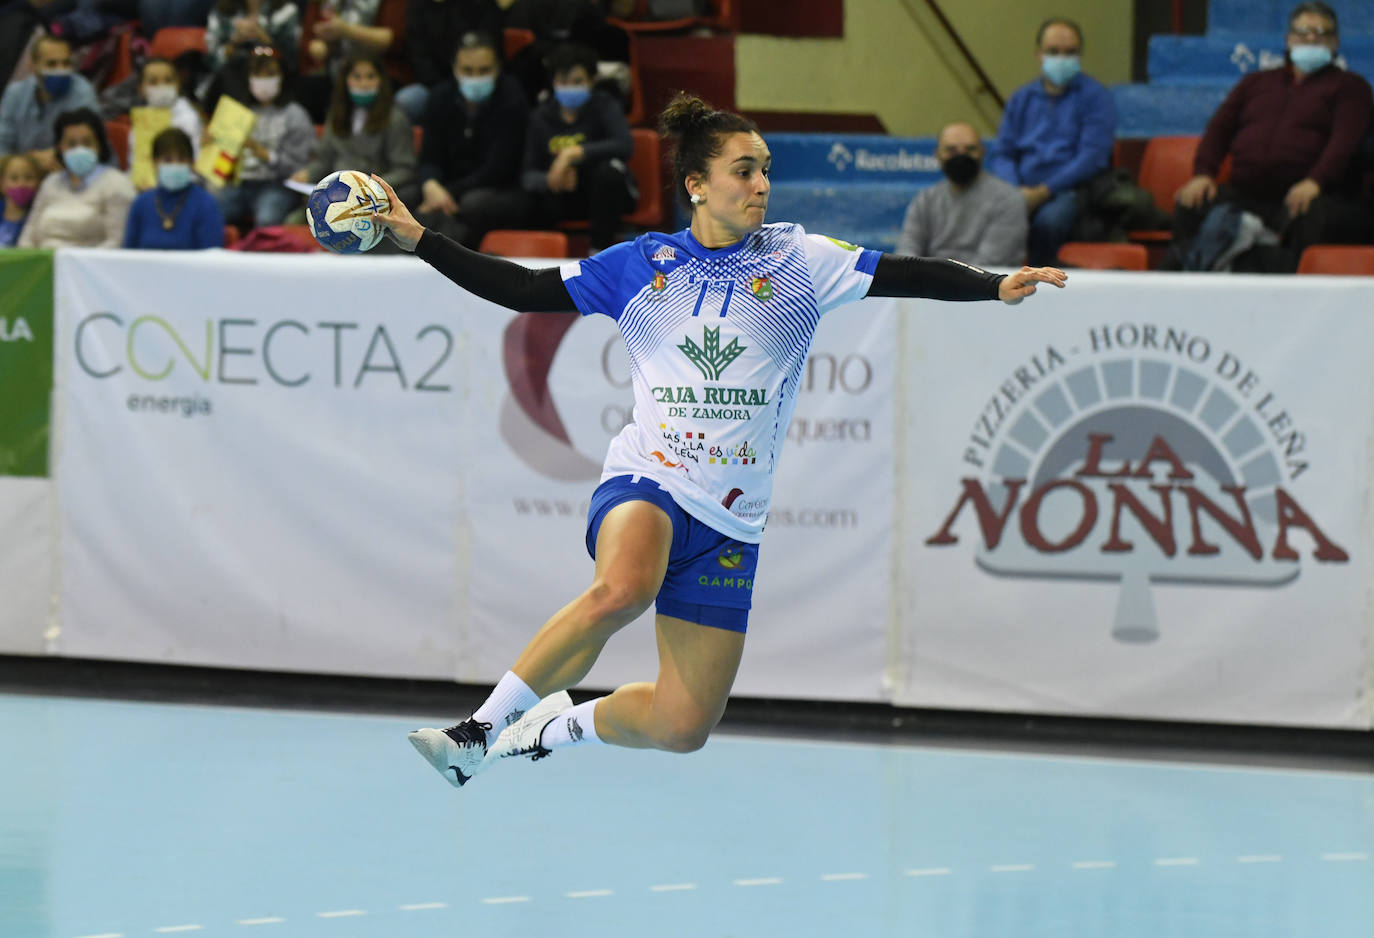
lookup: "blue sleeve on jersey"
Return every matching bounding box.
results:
[562,241,640,319]
[856,248,880,277]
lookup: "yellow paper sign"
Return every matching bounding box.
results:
[129,106,172,190]
[195,96,257,189]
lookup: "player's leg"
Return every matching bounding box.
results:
[508,498,674,695]
[592,613,745,751]
[407,496,672,786]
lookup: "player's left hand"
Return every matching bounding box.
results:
[999,265,1067,304]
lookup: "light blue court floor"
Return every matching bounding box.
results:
[2,694,1372,938]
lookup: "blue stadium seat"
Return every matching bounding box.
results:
[1112,83,1233,138]
[1208,0,1374,37]
[1148,34,1374,87]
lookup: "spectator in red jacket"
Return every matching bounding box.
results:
[1169,1,1373,271]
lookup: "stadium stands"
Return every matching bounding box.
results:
[1057,241,1148,271]
[479,229,571,258]
[1297,244,1374,274]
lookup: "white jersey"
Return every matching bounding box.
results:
[561,223,880,542]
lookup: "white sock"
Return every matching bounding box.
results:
[538,698,605,751]
[472,671,541,745]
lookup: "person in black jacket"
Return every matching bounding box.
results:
[396,0,502,123]
[522,42,637,251]
[415,32,529,247]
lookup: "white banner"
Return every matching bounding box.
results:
[51,250,893,699]
[54,250,469,677]
[898,272,1374,728]
[0,478,53,655]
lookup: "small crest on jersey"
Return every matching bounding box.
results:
[749,276,774,301]
[651,245,677,262]
[649,271,667,292]
[768,250,784,260]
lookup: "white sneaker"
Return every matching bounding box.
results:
[408,717,492,788]
[486,691,574,764]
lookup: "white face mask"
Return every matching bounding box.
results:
[249,75,281,103]
[144,84,178,108]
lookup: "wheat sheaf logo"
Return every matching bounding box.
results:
[679,325,746,382]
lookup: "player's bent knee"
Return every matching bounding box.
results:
[585,578,657,623]
[653,719,714,753]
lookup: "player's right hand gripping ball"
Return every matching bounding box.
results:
[306,170,391,253]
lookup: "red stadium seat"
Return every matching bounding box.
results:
[105,118,130,170]
[149,27,208,61]
[479,230,572,258]
[1127,136,1234,242]
[1057,241,1149,271]
[503,27,535,60]
[1296,245,1374,275]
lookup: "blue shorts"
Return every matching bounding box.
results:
[585,475,759,633]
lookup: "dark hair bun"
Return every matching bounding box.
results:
[658,92,717,138]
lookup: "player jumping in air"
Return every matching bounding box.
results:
[371,93,1067,788]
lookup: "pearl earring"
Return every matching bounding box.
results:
[690,193,702,204]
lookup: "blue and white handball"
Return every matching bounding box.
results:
[306,170,391,253]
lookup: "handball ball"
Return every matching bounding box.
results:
[306,170,391,253]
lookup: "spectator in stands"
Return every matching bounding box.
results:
[987,17,1115,267]
[415,31,529,247]
[1169,1,1373,272]
[123,127,224,248]
[396,0,502,123]
[213,48,314,228]
[127,57,205,183]
[291,55,417,203]
[0,153,41,247]
[18,107,135,248]
[500,0,632,104]
[207,0,302,71]
[298,0,395,123]
[898,121,1027,267]
[0,33,99,174]
[522,42,635,252]
[139,0,219,36]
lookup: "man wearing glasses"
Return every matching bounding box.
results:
[1169,1,1373,272]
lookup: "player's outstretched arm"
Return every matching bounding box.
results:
[370,174,577,314]
[868,254,1066,306]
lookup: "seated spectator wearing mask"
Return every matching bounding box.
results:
[128,57,205,187]
[987,17,1114,267]
[396,0,502,123]
[0,153,42,248]
[213,47,316,229]
[415,31,530,248]
[1169,1,1373,272]
[291,54,417,204]
[123,127,225,249]
[898,121,1027,267]
[0,34,99,175]
[522,42,636,251]
[19,107,135,248]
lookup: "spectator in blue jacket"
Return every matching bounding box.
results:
[987,18,1115,266]
[0,33,99,175]
[124,128,225,249]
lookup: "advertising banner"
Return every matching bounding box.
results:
[898,272,1374,728]
[54,250,469,677]
[0,249,55,653]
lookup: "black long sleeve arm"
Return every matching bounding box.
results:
[868,253,1006,302]
[413,229,577,313]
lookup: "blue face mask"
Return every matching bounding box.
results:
[349,89,378,107]
[458,74,495,103]
[62,145,98,178]
[42,69,74,98]
[1289,44,1333,73]
[157,162,194,191]
[554,86,590,111]
[1041,54,1081,86]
